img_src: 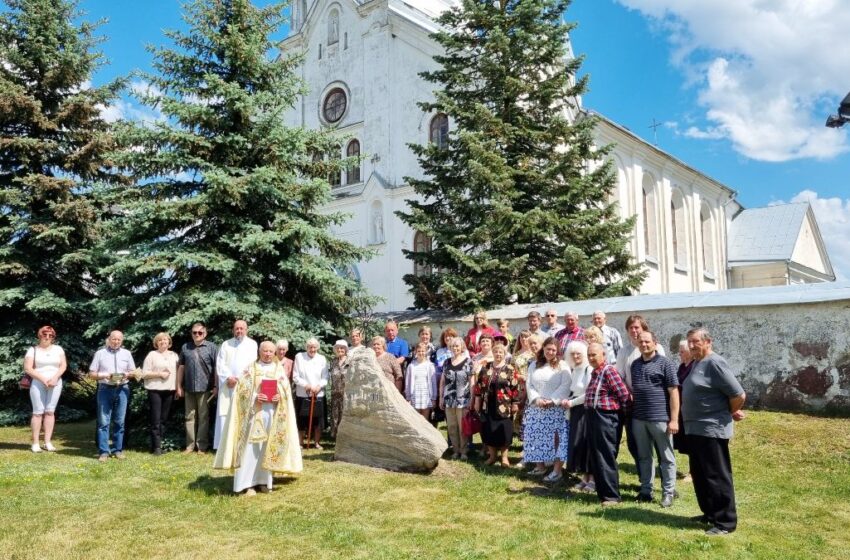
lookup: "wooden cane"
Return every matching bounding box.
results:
[305,393,316,447]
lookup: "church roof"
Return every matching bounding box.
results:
[727,202,809,263]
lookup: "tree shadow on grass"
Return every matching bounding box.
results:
[578,506,702,530]
[0,441,33,451]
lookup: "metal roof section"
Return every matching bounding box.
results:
[381,280,850,324]
[727,202,808,263]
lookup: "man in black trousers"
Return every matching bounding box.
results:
[682,328,746,536]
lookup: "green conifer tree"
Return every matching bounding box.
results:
[94,0,373,348]
[0,0,121,390]
[399,0,645,312]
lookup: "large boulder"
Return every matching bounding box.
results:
[335,347,447,472]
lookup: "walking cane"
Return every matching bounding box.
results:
[305,393,317,447]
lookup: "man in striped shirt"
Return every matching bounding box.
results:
[555,311,585,353]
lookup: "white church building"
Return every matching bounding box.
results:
[280,0,835,311]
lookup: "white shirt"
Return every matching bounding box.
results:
[216,337,258,417]
[526,359,572,405]
[541,323,564,336]
[293,352,329,398]
[567,363,593,407]
[26,345,64,379]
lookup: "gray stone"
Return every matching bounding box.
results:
[335,347,447,472]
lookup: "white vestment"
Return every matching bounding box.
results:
[214,336,258,449]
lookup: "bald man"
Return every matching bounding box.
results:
[214,320,258,450]
[89,330,136,461]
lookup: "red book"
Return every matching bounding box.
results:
[259,379,278,401]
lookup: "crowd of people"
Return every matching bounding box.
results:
[22,310,745,535]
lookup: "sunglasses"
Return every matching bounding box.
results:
[546,314,556,317]
[192,331,205,335]
[40,333,55,338]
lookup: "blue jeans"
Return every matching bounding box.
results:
[96,384,130,455]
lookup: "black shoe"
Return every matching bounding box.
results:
[636,492,653,503]
[255,485,271,494]
[705,527,730,536]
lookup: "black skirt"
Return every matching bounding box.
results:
[296,396,326,432]
[480,392,513,448]
[566,404,591,473]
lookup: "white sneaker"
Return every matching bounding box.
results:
[31,443,42,453]
[44,442,57,452]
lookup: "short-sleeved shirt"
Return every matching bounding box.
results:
[26,345,65,378]
[89,347,135,385]
[681,352,744,439]
[177,340,218,393]
[385,337,410,360]
[630,353,679,422]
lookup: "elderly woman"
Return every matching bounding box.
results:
[214,341,302,495]
[524,337,572,482]
[583,326,614,363]
[329,339,350,438]
[275,339,294,380]
[23,326,67,453]
[293,338,329,449]
[563,340,594,492]
[673,339,694,477]
[465,310,498,357]
[474,342,522,467]
[141,332,178,455]
[439,337,473,459]
[371,336,403,392]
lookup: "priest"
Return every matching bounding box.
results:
[214,340,303,495]
[214,320,258,449]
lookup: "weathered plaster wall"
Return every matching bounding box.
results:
[391,283,850,413]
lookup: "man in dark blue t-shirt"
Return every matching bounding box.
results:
[630,331,680,507]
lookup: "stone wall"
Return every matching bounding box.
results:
[390,282,850,413]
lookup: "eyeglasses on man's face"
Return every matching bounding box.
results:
[192,331,205,335]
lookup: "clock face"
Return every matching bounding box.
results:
[323,88,347,123]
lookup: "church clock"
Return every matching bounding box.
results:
[323,88,347,123]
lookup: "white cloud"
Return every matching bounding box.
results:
[773,189,850,281]
[617,0,850,162]
[97,80,165,124]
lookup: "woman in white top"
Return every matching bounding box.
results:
[23,325,67,452]
[405,342,437,419]
[293,338,329,449]
[523,336,572,482]
[562,340,595,492]
[141,332,178,455]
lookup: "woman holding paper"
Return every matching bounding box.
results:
[213,340,302,495]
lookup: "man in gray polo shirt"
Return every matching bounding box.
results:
[682,327,746,536]
[176,322,217,453]
[630,331,679,507]
[89,330,136,461]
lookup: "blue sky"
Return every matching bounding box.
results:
[80,0,850,275]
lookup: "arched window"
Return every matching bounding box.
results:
[328,9,339,45]
[642,174,658,260]
[701,203,715,277]
[671,189,687,267]
[346,139,360,184]
[326,151,340,187]
[429,113,449,150]
[413,231,433,277]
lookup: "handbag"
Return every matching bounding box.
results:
[19,346,34,390]
[462,410,482,437]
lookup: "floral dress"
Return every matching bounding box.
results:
[474,362,522,448]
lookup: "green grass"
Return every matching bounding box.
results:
[1,411,849,559]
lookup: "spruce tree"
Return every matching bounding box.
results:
[0,0,120,390]
[93,0,373,348]
[399,0,645,312]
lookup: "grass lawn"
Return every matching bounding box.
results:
[1,411,849,560]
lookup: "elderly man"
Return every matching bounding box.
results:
[683,328,746,536]
[615,314,666,479]
[593,311,623,364]
[555,311,585,353]
[541,309,564,336]
[584,342,630,506]
[176,322,217,453]
[89,331,136,461]
[214,320,258,450]
[631,331,680,507]
[293,338,329,449]
[384,320,409,366]
[526,311,543,337]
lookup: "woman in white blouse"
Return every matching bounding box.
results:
[23,325,67,452]
[141,332,178,455]
[562,340,594,492]
[523,336,572,482]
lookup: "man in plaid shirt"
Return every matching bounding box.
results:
[584,342,631,506]
[555,311,585,353]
